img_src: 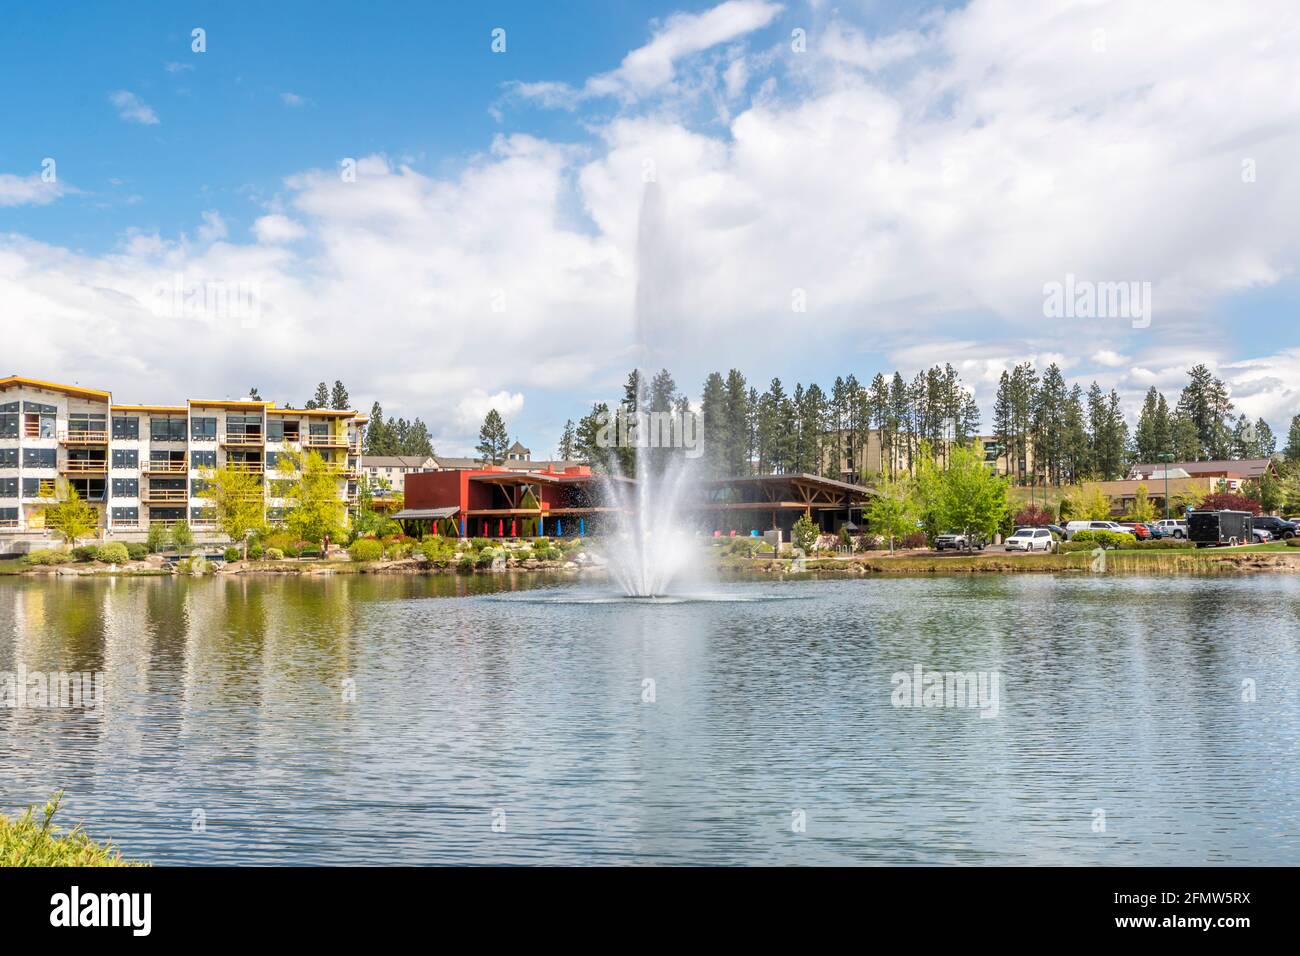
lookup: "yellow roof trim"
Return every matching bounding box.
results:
[0,376,111,400]
[110,404,187,413]
[189,399,274,408]
[269,407,359,417]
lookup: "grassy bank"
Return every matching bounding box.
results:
[1,792,141,867]
[721,546,1300,575]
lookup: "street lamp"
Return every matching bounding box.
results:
[1158,452,1174,519]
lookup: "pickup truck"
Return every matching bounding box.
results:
[933,531,986,551]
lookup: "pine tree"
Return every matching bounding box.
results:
[476,409,510,465]
[330,381,350,410]
[1133,387,1171,463]
[364,402,388,456]
[1285,415,1300,463]
[723,370,750,477]
[699,372,728,478]
[306,381,329,410]
[558,419,576,461]
[575,403,611,470]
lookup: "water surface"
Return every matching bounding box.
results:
[1,572,1296,864]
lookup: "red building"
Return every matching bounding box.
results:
[395,465,625,538]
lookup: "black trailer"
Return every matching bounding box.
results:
[1188,510,1254,548]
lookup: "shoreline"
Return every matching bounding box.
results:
[5,547,1300,578]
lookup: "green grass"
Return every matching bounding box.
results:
[0,792,142,867]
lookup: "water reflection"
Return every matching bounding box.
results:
[0,573,1296,865]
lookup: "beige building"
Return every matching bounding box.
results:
[0,376,363,552]
[822,429,1034,483]
[361,455,437,495]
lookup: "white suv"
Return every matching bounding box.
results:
[1005,527,1054,552]
[1063,520,1128,540]
[1152,518,1188,539]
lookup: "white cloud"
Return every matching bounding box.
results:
[280,92,308,108]
[196,210,228,243]
[164,62,193,74]
[5,0,1300,448]
[252,214,307,243]
[456,390,527,431]
[108,90,160,125]
[511,0,782,107]
[0,172,63,207]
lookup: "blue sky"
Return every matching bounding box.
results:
[2,0,1297,455]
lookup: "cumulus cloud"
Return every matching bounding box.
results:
[108,90,160,125]
[5,0,1300,449]
[0,172,63,207]
[280,92,308,107]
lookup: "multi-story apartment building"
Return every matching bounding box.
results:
[821,428,1035,484]
[0,376,364,549]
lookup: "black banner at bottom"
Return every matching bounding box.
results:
[0,866,1285,942]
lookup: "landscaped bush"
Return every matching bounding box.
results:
[95,543,130,564]
[348,539,383,562]
[71,545,98,562]
[223,546,241,562]
[1286,537,1300,547]
[0,792,139,867]
[901,531,928,549]
[469,537,492,550]
[383,539,414,560]
[247,543,264,560]
[727,537,763,556]
[23,549,71,566]
[125,543,148,561]
[1070,530,1135,549]
[1121,539,1193,550]
[474,549,497,568]
[1013,505,1053,527]
[265,547,284,560]
[420,538,456,567]
[145,523,168,554]
[457,554,476,572]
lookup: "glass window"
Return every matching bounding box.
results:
[190,507,215,522]
[265,451,280,469]
[0,448,16,467]
[0,401,17,413]
[112,449,139,468]
[112,416,140,440]
[150,417,187,442]
[266,419,284,442]
[111,507,138,523]
[191,417,217,440]
[191,450,217,469]
[111,478,139,497]
[23,448,56,468]
[0,477,16,497]
[22,478,55,498]
[23,401,56,414]
[191,479,210,496]
[309,422,330,436]
[0,506,17,523]
[0,414,18,438]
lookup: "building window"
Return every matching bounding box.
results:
[0,414,17,438]
[191,479,211,496]
[150,417,187,442]
[148,507,185,522]
[266,420,284,443]
[265,451,280,469]
[190,507,215,523]
[191,450,217,469]
[112,416,140,440]
[191,417,217,440]
[111,478,139,498]
[0,448,16,468]
[112,507,138,524]
[0,477,16,497]
[226,414,263,441]
[112,449,139,468]
[22,478,55,498]
[0,506,17,525]
[23,448,56,469]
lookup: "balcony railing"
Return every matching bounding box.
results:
[0,518,18,529]
[60,459,108,474]
[141,489,189,503]
[227,461,264,474]
[58,429,109,445]
[304,434,348,448]
[220,432,265,447]
[144,460,187,475]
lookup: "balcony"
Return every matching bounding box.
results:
[0,517,18,529]
[227,461,264,474]
[304,433,348,449]
[220,432,265,448]
[59,429,109,445]
[141,488,188,504]
[60,459,108,474]
[144,459,187,475]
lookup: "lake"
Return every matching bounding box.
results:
[1,572,1297,865]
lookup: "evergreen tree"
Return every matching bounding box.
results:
[1285,415,1300,463]
[699,372,728,478]
[330,380,350,410]
[306,381,329,410]
[1133,387,1172,463]
[364,402,389,456]
[575,403,611,471]
[723,370,750,477]
[558,419,576,461]
[476,409,509,465]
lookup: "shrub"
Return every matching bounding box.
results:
[247,544,264,560]
[23,549,71,566]
[348,539,383,562]
[1199,493,1261,515]
[383,539,414,560]
[1071,530,1135,549]
[901,531,928,549]
[265,547,284,560]
[145,523,169,554]
[71,545,98,562]
[95,543,130,564]
[727,537,763,556]
[421,538,456,567]
[125,543,148,561]
[0,792,138,867]
[223,546,242,562]
[1286,537,1300,548]
[457,554,476,572]
[469,537,492,550]
[1013,505,1053,527]
[474,549,497,568]
[1122,539,1193,551]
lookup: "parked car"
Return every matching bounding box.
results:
[1005,527,1054,552]
[1152,518,1188,539]
[1188,510,1254,548]
[1252,528,1271,543]
[1117,521,1153,540]
[934,531,986,551]
[1252,515,1298,540]
[1063,520,1129,540]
